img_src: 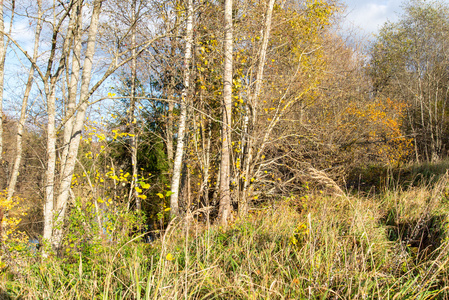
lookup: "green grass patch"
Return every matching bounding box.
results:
[2,177,449,298]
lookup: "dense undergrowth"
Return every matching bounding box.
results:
[348,160,449,193]
[2,171,449,299]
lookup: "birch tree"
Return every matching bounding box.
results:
[170,0,194,218]
[31,0,166,248]
[218,0,233,225]
[42,0,79,247]
[0,0,13,173]
[129,0,140,210]
[0,0,5,167]
[7,0,42,201]
[238,0,275,216]
[50,0,116,247]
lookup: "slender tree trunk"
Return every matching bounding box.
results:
[165,43,177,170]
[43,90,57,244]
[186,163,191,210]
[197,113,211,212]
[166,100,174,167]
[192,110,209,206]
[0,0,5,165]
[170,0,194,218]
[218,0,233,225]
[0,0,13,168]
[129,0,140,210]
[61,0,82,176]
[52,0,103,248]
[212,161,221,206]
[203,121,211,207]
[240,0,275,216]
[43,0,82,247]
[7,0,43,201]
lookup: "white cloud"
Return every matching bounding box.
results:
[342,0,402,37]
[6,17,36,54]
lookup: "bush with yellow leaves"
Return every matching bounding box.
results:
[0,190,29,268]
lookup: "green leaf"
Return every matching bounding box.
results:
[165,191,174,197]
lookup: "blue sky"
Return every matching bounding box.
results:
[342,0,403,37]
[342,0,449,37]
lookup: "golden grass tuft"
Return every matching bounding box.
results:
[2,177,449,299]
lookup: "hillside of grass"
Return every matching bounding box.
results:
[1,171,449,299]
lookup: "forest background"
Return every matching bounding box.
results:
[1,0,449,298]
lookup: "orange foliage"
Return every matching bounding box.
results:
[345,97,413,165]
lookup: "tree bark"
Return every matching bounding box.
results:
[60,0,82,177]
[0,0,13,168]
[165,37,177,170]
[240,0,275,216]
[170,0,194,218]
[218,0,233,225]
[166,99,174,167]
[0,0,5,165]
[51,0,103,248]
[43,0,82,247]
[129,0,140,210]
[7,0,42,201]
[43,91,57,244]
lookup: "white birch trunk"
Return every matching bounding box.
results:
[165,41,177,169]
[240,0,275,215]
[43,90,57,243]
[7,0,43,201]
[0,0,12,166]
[0,0,4,164]
[170,0,194,218]
[43,0,82,246]
[218,0,233,225]
[129,0,139,210]
[52,0,103,248]
[60,0,82,175]
[167,100,174,167]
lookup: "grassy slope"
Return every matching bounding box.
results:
[3,173,449,299]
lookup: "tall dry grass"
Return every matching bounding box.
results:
[2,174,449,299]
